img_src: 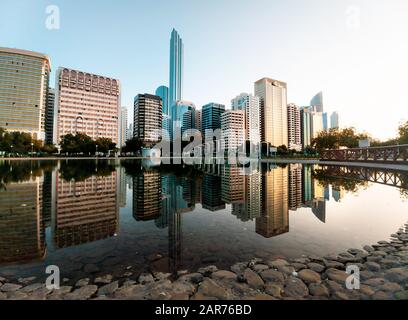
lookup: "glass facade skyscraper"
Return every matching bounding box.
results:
[169,29,183,109]
[155,85,169,116]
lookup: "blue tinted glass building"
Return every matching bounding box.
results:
[169,29,183,110]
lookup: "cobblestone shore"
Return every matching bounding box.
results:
[1,222,408,300]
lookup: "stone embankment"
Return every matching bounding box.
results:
[1,223,408,300]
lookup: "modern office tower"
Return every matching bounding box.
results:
[156,85,170,132]
[300,107,312,149]
[155,85,169,116]
[231,93,261,148]
[54,172,119,248]
[221,165,245,204]
[182,109,195,135]
[287,103,302,151]
[0,47,51,141]
[256,164,289,238]
[331,111,339,129]
[195,110,202,132]
[310,91,324,112]
[119,106,128,147]
[45,87,55,145]
[172,100,195,136]
[221,110,245,153]
[54,67,120,145]
[134,94,162,146]
[254,78,288,150]
[322,112,328,130]
[169,29,184,109]
[0,178,46,264]
[202,102,225,136]
[311,111,324,139]
[288,164,303,210]
[133,170,162,221]
[126,123,133,141]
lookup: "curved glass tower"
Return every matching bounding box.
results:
[169,29,183,109]
[310,91,323,112]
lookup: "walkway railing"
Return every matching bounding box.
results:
[320,144,408,164]
[317,165,408,190]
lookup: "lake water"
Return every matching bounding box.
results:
[0,159,407,283]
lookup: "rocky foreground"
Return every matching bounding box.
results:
[1,223,408,300]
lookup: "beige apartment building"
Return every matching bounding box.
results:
[54,67,120,145]
[0,47,51,141]
[254,78,288,150]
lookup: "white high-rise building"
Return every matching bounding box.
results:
[287,103,302,151]
[119,107,128,147]
[254,78,288,150]
[311,111,324,139]
[330,111,339,129]
[221,110,245,153]
[231,93,261,150]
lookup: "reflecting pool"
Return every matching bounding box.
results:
[0,159,407,283]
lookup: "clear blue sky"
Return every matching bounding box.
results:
[1,0,408,140]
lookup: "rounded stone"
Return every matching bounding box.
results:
[283,277,309,298]
[308,283,329,297]
[326,268,349,283]
[365,261,381,272]
[260,269,285,284]
[298,269,322,284]
[307,262,325,273]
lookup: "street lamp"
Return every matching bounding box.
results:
[96,144,98,157]
[31,142,34,157]
[10,145,13,157]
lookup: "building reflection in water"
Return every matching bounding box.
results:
[256,163,289,238]
[53,167,119,248]
[0,177,46,264]
[0,160,370,268]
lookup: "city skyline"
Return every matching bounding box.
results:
[2,0,408,140]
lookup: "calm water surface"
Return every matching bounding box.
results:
[0,159,407,283]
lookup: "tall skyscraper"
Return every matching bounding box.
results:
[221,110,245,153]
[169,29,183,109]
[201,103,225,133]
[331,111,339,129]
[195,110,202,132]
[287,103,302,151]
[310,91,324,112]
[0,47,51,141]
[254,78,288,150]
[126,123,133,141]
[45,87,55,145]
[231,93,261,149]
[300,107,312,149]
[156,85,170,133]
[311,111,324,139]
[134,94,162,146]
[119,107,128,147]
[54,67,120,145]
[172,100,195,136]
[322,112,328,130]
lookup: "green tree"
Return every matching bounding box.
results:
[122,137,143,154]
[398,121,408,144]
[95,137,117,154]
[60,133,96,155]
[312,127,371,152]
